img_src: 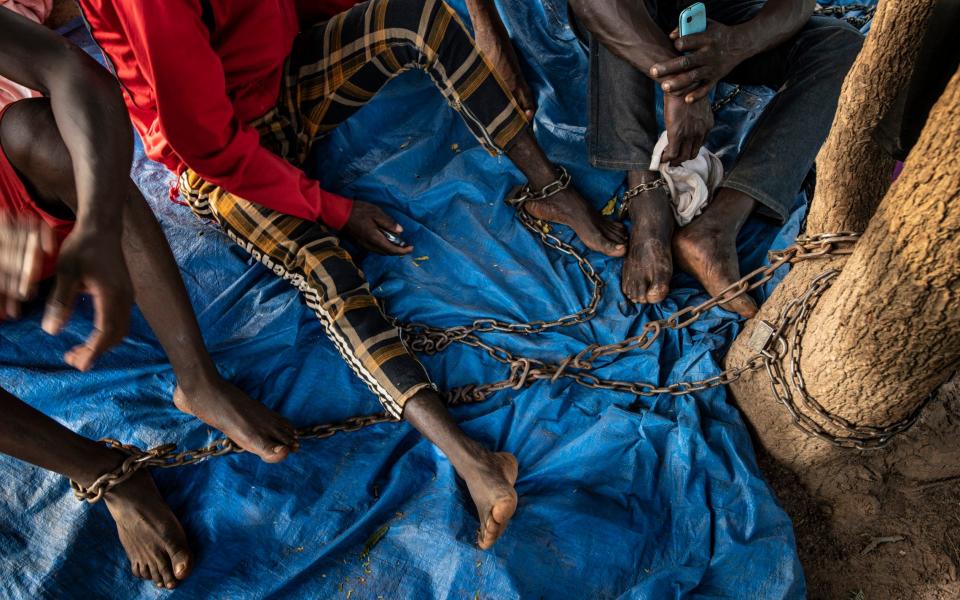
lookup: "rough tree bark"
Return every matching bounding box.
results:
[723,1,960,595]
[725,0,942,472]
[807,0,937,234]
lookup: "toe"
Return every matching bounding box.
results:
[645,281,670,304]
[141,562,154,584]
[603,221,628,245]
[720,294,758,319]
[601,238,627,258]
[262,443,290,464]
[170,549,192,581]
[156,556,177,589]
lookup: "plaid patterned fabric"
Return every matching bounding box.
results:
[255,0,529,163]
[183,0,528,415]
[181,170,433,418]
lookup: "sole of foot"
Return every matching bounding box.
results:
[673,223,758,318]
[103,467,192,589]
[462,451,519,550]
[522,188,627,257]
[173,381,297,464]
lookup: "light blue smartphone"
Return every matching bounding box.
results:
[679,2,707,37]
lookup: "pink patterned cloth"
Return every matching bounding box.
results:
[0,0,54,109]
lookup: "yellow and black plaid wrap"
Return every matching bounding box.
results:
[181,0,528,416]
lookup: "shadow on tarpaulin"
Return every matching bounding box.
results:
[0,1,875,598]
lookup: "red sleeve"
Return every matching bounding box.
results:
[115,0,353,228]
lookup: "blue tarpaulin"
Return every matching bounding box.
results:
[0,2,873,597]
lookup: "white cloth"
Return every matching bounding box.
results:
[649,131,723,226]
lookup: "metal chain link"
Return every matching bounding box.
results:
[73,198,923,501]
[70,414,397,503]
[616,178,668,220]
[505,166,571,207]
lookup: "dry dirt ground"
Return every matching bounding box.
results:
[759,377,960,599]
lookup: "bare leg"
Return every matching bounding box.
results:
[403,390,518,549]
[507,132,627,257]
[1,98,297,462]
[0,387,191,588]
[621,170,674,304]
[673,187,758,318]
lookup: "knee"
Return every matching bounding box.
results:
[0,98,74,195]
[812,22,864,69]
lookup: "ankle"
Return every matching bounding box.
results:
[68,444,127,489]
[174,364,221,396]
[629,170,662,186]
[506,132,558,188]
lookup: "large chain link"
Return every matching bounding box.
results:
[71,211,890,504]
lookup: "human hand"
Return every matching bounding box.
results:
[0,214,54,320]
[42,226,134,372]
[341,200,413,256]
[661,93,714,165]
[650,20,751,103]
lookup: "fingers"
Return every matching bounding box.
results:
[42,273,81,336]
[65,281,131,372]
[367,208,413,256]
[366,230,414,256]
[0,216,46,320]
[685,83,713,104]
[371,208,401,234]
[673,31,710,53]
[662,131,683,166]
[661,67,707,96]
[515,84,536,120]
[650,53,698,79]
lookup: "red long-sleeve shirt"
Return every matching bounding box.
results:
[78,0,361,228]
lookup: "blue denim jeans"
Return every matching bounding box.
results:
[582,1,863,221]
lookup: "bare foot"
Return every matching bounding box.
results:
[460,451,519,550]
[173,379,297,463]
[523,187,627,257]
[673,188,758,318]
[622,173,675,304]
[103,467,192,589]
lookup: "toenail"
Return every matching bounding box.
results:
[273,445,285,454]
[175,563,187,577]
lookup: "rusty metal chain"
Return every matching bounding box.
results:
[616,178,668,220]
[505,166,571,207]
[74,196,913,501]
[70,413,397,503]
[751,270,931,449]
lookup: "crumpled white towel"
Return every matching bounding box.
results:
[649,131,724,226]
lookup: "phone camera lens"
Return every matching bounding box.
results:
[686,16,692,22]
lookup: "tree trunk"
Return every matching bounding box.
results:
[725,0,948,473]
[800,70,960,430]
[723,2,960,595]
[808,0,936,234]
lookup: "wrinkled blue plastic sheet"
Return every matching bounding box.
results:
[0,2,872,597]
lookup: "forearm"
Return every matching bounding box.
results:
[569,0,678,73]
[48,61,133,235]
[0,10,132,235]
[735,0,815,58]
